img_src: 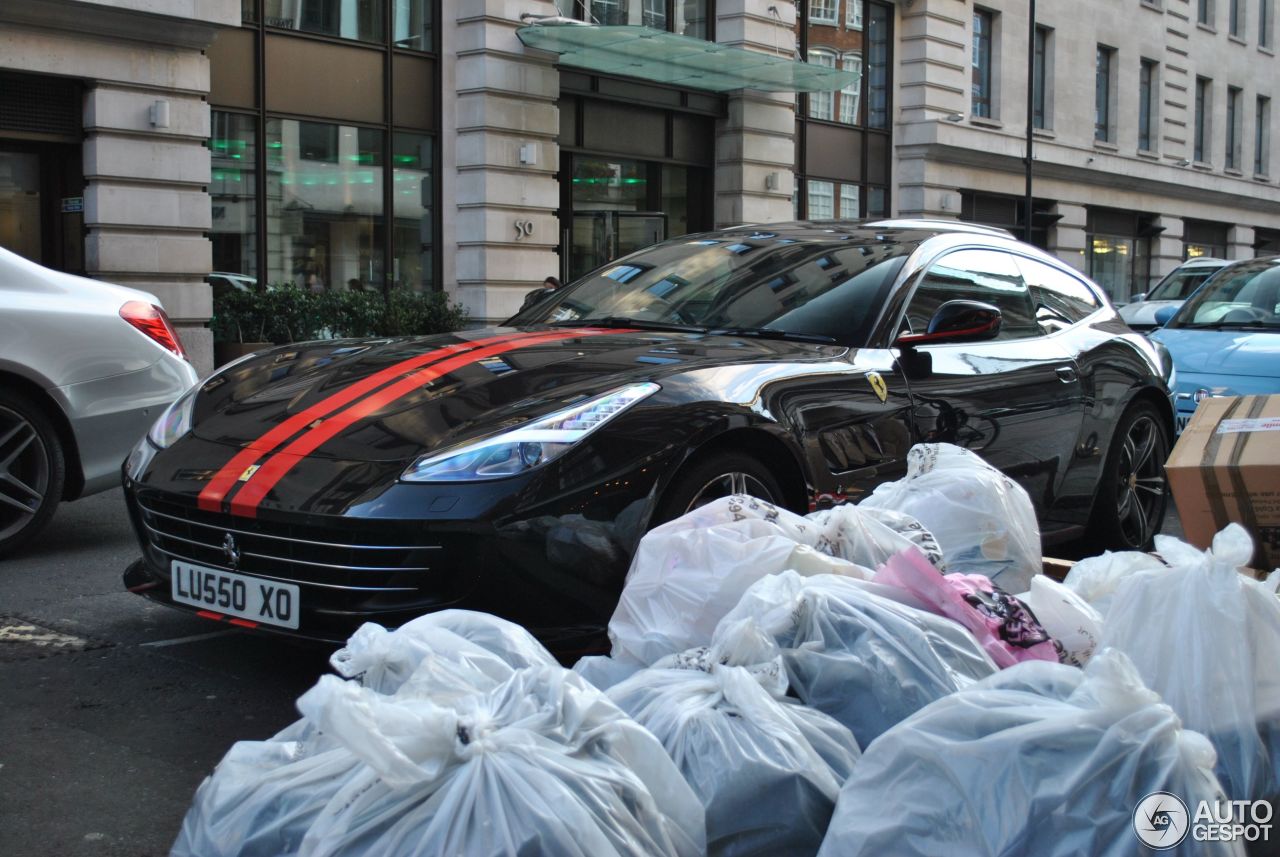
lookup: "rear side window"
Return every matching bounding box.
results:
[905,249,1040,340]
[1015,256,1101,333]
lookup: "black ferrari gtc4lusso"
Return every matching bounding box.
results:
[123,220,1176,651]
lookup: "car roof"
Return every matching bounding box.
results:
[711,219,1018,244]
[1175,257,1230,269]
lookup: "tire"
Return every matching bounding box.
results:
[1087,400,1171,552]
[654,451,786,525]
[0,390,66,558]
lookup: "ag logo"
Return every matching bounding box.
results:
[866,371,888,403]
[1133,791,1189,849]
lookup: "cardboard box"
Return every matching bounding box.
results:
[1165,395,1280,571]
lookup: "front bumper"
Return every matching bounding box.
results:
[120,441,665,653]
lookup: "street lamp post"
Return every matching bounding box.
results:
[1025,0,1036,244]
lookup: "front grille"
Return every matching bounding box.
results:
[136,496,441,594]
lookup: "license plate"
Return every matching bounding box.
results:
[170,560,300,630]
[1176,414,1191,434]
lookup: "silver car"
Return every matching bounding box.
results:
[1118,257,1229,331]
[0,246,198,555]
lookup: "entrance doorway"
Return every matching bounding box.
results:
[0,143,84,272]
[560,153,710,282]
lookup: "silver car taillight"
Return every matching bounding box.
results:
[120,300,186,359]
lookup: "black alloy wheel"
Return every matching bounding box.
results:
[0,391,65,557]
[655,451,786,524]
[1090,401,1170,552]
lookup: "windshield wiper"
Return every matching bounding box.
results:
[709,326,839,344]
[1181,321,1279,331]
[549,317,710,333]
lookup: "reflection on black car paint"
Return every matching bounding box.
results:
[122,221,1175,651]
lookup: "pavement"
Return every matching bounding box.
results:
[0,488,1189,856]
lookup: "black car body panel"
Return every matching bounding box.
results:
[123,221,1174,649]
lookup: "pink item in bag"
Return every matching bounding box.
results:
[874,548,1062,668]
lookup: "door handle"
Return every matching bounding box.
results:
[1056,366,1078,383]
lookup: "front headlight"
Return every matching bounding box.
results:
[402,383,660,482]
[147,385,198,448]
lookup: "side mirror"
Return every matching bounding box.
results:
[1153,305,1179,327]
[896,300,1003,346]
[1131,292,1147,303]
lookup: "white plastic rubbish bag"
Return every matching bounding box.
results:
[1061,549,1168,616]
[716,570,998,747]
[173,614,563,857]
[860,443,1041,591]
[817,650,1241,857]
[330,609,557,695]
[1103,525,1280,800]
[607,619,862,857]
[296,665,705,857]
[603,496,872,670]
[1016,575,1103,667]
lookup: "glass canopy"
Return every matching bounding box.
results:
[517,23,861,93]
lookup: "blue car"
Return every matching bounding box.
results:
[1150,256,1280,433]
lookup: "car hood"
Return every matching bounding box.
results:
[1150,327,1280,377]
[1118,300,1183,327]
[190,326,845,462]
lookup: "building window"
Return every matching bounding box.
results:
[807,49,836,120]
[210,112,258,283]
[1230,0,1245,35]
[1139,59,1157,151]
[1095,46,1114,143]
[839,53,863,125]
[807,179,835,218]
[242,0,257,23]
[839,184,860,218]
[1032,26,1050,130]
[264,0,385,44]
[1195,77,1212,162]
[1184,219,1229,258]
[1262,0,1273,47]
[1227,86,1243,169]
[585,0,708,35]
[392,0,432,51]
[675,0,709,38]
[810,0,837,25]
[391,133,433,291]
[1258,96,1272,175]
[972,9,994,119]
[267,118,385,292]
[867,3,890,128]
[1199,0,1214,25]
[846,0,863,29]
[1086,208,1155,302]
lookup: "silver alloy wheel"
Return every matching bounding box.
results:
[0,405,50,542]
[1114,413,1166,548]
[683,471,776,515]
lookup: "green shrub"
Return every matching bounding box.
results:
[211,285,469,344]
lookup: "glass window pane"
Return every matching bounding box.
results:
[909,249,1039,339]
[393,0,431,50]
[847,0,863,29]
[263,0,386,44]
[807,50,836,120]
[867,3,889,128]
[838,53,862,125]
[392,133,433,291]
[588,0,666,28]
[811,0,837,24]
[868,186,887,217]
[267,118,385,292]
[210,112,258,288]
[675,0,708,38]
[839,183,860,219]
[242,0,258,24]
[808,179,834,218]
[972,10,992,118]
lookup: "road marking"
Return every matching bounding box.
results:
[139,629,237,648]
[0,623,88,650]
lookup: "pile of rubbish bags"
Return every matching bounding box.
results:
[175,443,1280,856]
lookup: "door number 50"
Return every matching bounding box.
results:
[514,219,535,240]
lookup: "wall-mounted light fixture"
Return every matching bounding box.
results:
[765,171,781,191]
[519,143,538,165]
[149,99,170,128]
[944,112,964,123]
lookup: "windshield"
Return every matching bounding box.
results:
[510,231,912,345]
[1167,259,1280,330]
[1146,266,1223,301]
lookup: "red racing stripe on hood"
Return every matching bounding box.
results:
[197,330,539,513]
[226,328,634,517]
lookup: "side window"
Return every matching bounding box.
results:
[1015,256,1102,333]
[905,249,1040,339]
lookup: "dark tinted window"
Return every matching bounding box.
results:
[514,233,912,346]
[1015,256,1102,332]
[906,249,1040,340]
